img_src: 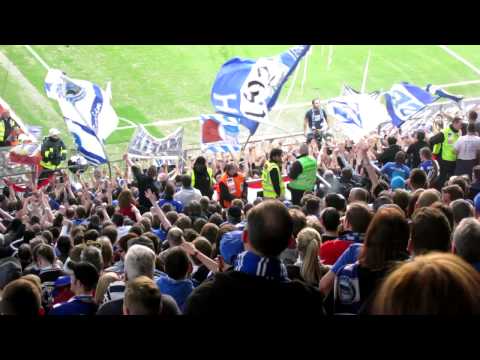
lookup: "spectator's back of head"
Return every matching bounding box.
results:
[101,226,118,245]
[1,279,41,315]
[430,202,455,231]
[124,245,156,281]
[320,207,340,232]
[183,228,199,243]
[451,199,474,226]
[371,253,480,315]
[111,213,124,228]
[181,175,192,188]
[289,209,307,238]
[442,185,464,205]
[200,223,219,245]
[80,245,103,274]
[325,193,347,213]
[346,202,374,234]
[417,189,441,208]
[208,213,223,227]
[409,169,427,190]
[348,188,369,204]
[247,200,293,257]
[373,195,393,213]
[123,276,161,315]
[304,196,321,216]
[453,218,480,265]
[394,151,406,164]
[392,189,410,215]
[410,207,452,255]
[387,136,397,146]
[174,215,192,231]
[164,247,190,280]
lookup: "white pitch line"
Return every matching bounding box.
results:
[24,45,50,71]
[438,45,480,77]
[437,79,480,88]
[300,46,311,95]
[327,45,334,71]
[360,49,371,93]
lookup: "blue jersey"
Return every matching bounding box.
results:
[420,160,434,174]
[49,295,97,315]
[380,162,410,180]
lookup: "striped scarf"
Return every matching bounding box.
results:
[338,231,364,243]
[234,251,289,282]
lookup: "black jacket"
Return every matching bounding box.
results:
[132,165,160,212]
[377,144,402,165]
[184,270,325,317]
[406,140,429,169]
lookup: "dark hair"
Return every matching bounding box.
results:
[387,137,397,146]
[372,181,390,200]
[346,203,373,233]
[164,247,190,280]
[111,213,124,227]
[208,213,223,227]
[183,228,200,243]
[450,199,474,225]
[163,182,176,201]
[72,261,100,292]
[430,202,455,231]
[320,207,340,232]
[101,226,118,245]
[411,207,452,254]
[449,177,469,196]
[473,165,480,180]
[247,200,293,257]
[165,211,179,226]
[359,207,409,270]
[392,189,410,216]
[409,169,427,190]
[269,148,283,161]
[469,111,478,122]
[193,218,207,234]
[129,225,144,237]
[181,175,192,188]
[416,130,426,141]
[325,193,347,212]
[442,185,464,202]
[174,215,192,231]
[75,206,87,220]
[373,196,393,213]
[57,236,73,258]
[84,229,99,242]
[289,209,307,238]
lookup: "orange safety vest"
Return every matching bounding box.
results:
[217,173,245,208]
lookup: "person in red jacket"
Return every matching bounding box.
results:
[320,202,373,265]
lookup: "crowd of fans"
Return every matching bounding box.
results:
[1,104,480,316]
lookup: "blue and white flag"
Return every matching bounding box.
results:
[211,45,310,135]
[44,69,119,165]
[384,82,435,128]
[200,114,241,153]
[426,84,464,103]
[326,93,390,142]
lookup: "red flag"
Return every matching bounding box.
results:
[202,119,223,143]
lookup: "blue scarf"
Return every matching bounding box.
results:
[338,231,364,243]
[234,251,289,282]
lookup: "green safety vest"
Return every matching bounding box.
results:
[191,167,214,187]
[262,161,285,199]
[441,127,460,162]
[288,155,317,191]
[0,121,5,143]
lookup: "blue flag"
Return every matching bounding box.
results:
[384,82,435,128]
[426,84,464,103]
[211,45,310,135]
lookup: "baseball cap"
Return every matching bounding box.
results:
[391,176,406,190]
[0,257,22,289]
[70,261,99,289]
[219,230,244,265]
[49,128,61,137]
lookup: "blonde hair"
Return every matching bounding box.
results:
[296,228,322,286]
[95,272,120,305]
[371,253,480,315]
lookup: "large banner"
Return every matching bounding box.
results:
[128,125,183,159]
[211,45,310,135]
